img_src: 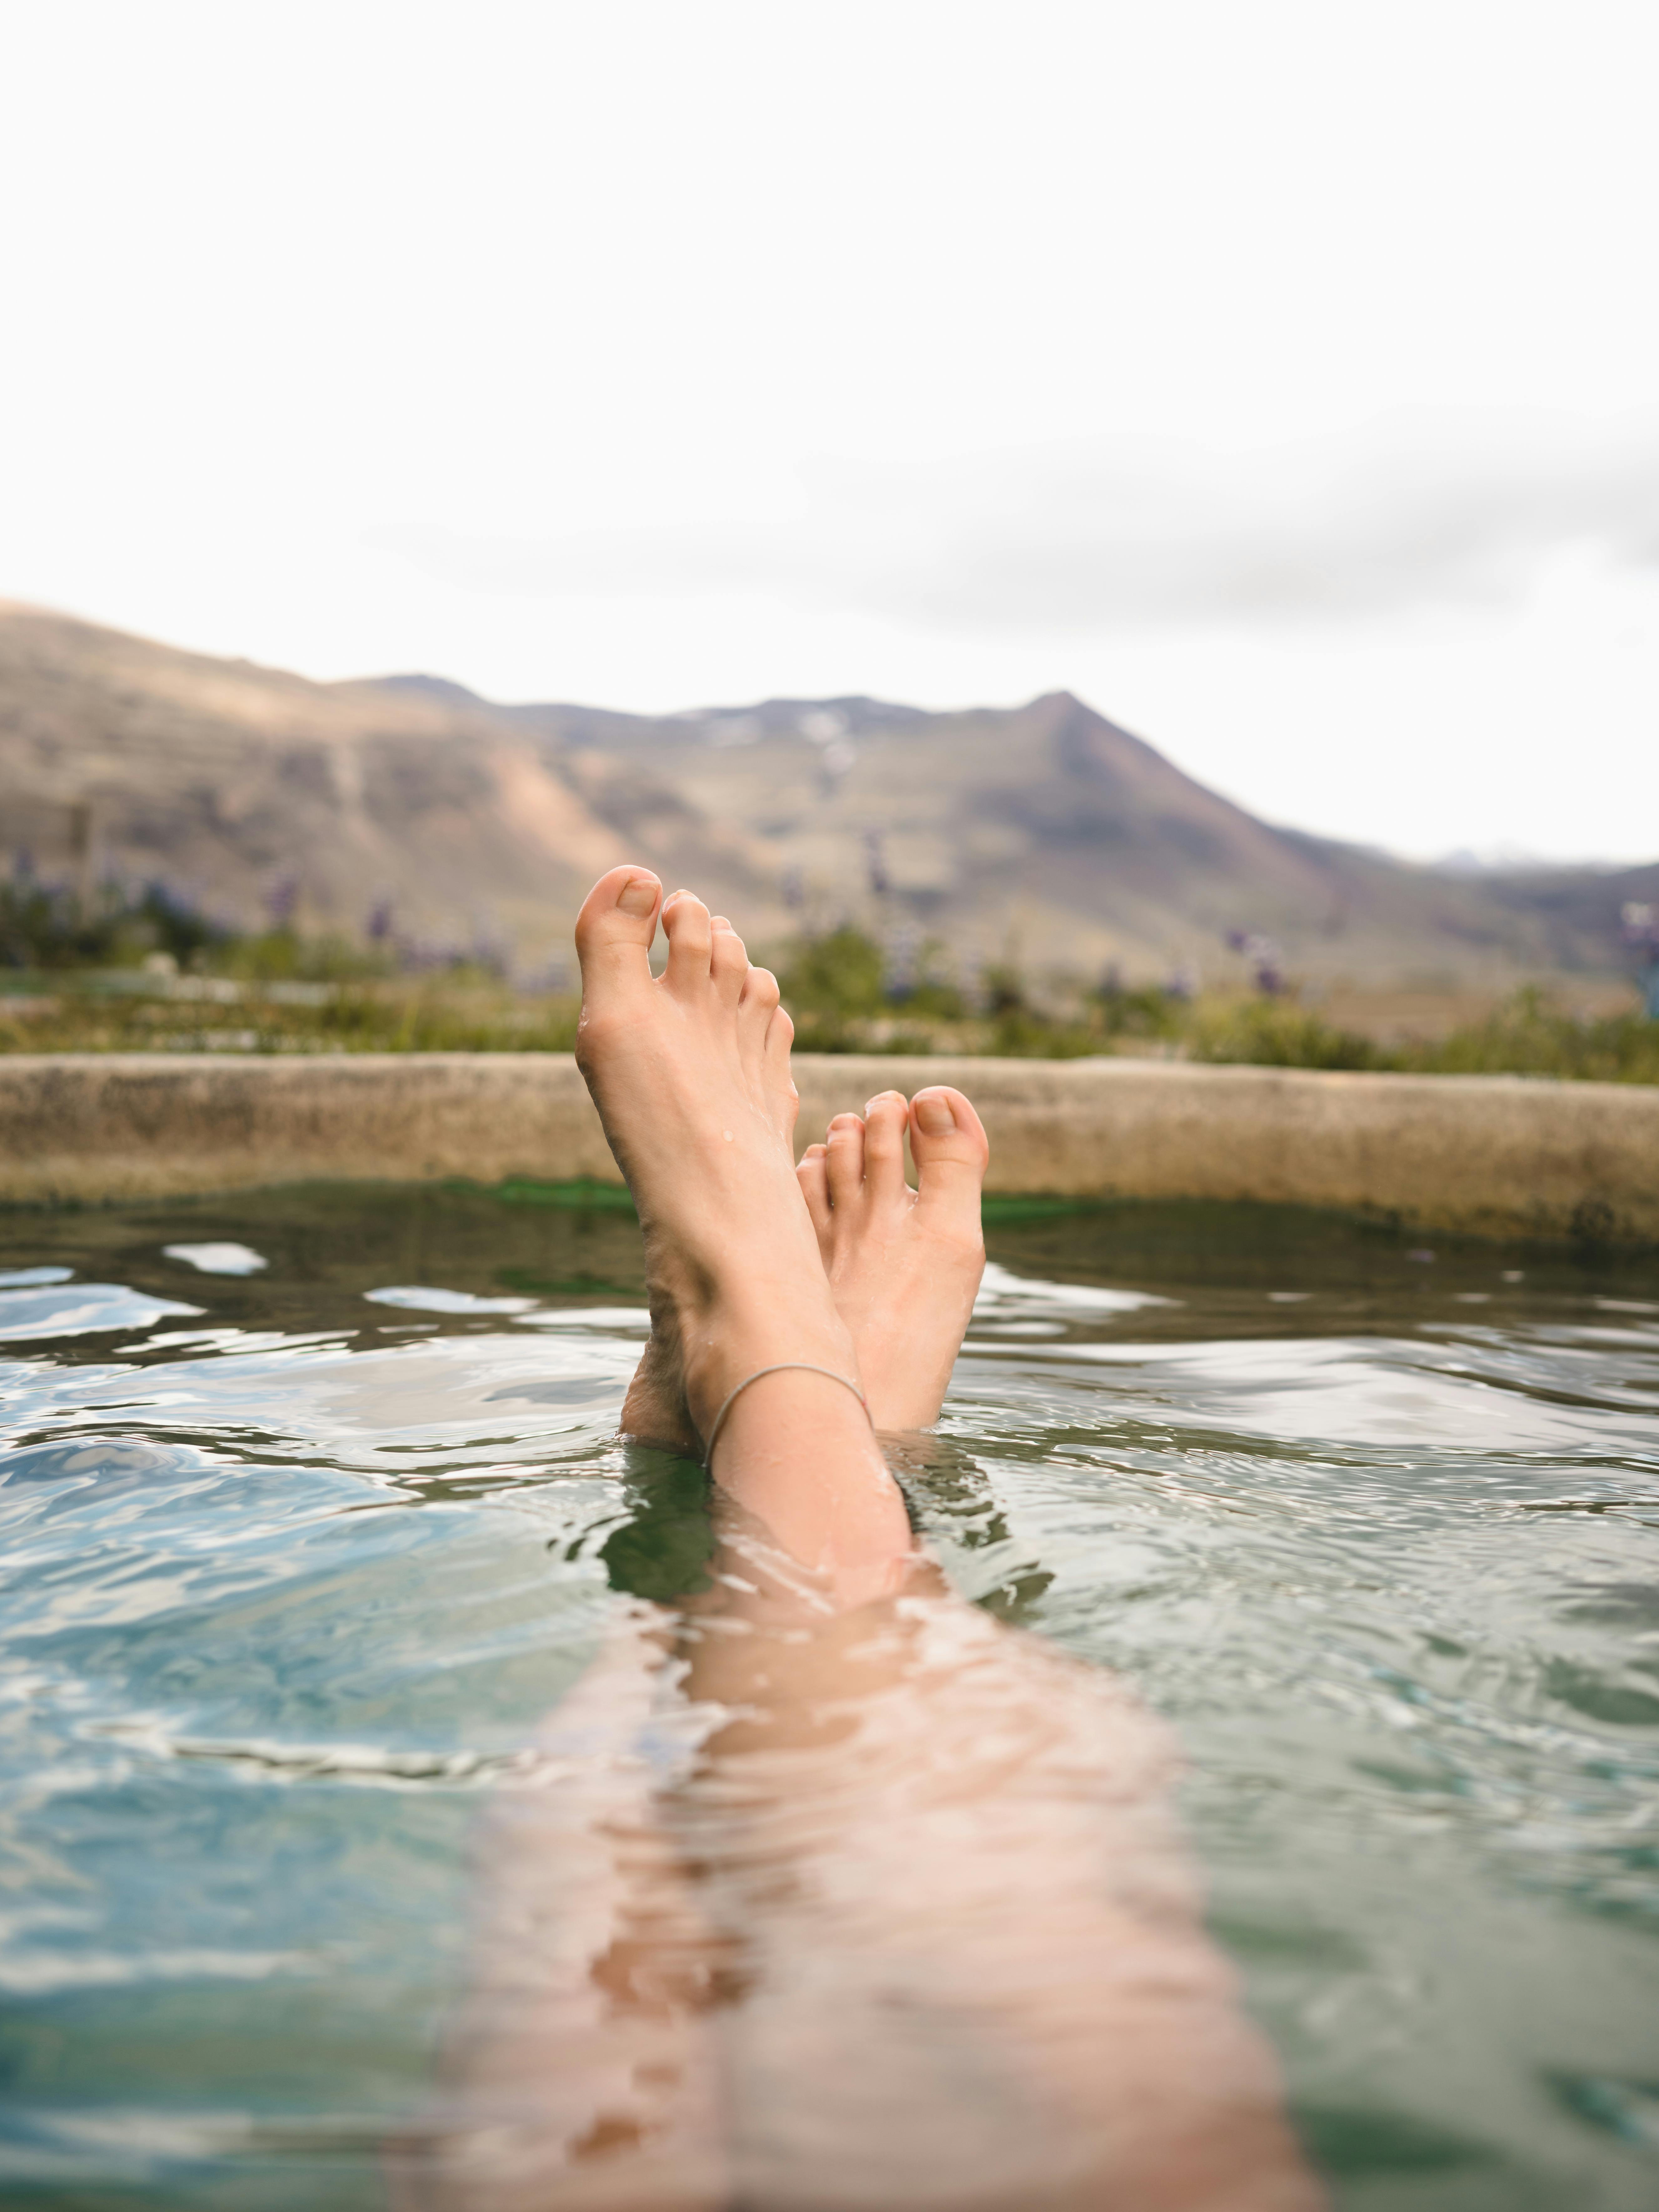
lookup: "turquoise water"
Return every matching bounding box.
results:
[1,1185,1657,2209]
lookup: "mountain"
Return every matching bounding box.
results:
[0,599,1647,987]
[0,603,660,971]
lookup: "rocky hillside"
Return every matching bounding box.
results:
[1,600,1649,986]
[0,603,686,973]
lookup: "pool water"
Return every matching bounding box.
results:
[1,1184,1656,2209]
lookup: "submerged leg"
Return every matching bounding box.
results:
[384,1608,732,2212]
[676,1538,1320,2211]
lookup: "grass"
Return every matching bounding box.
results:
[0,976,581,1055]
[1394,989,1659,1082]
[1183,987,1659,1083]
[1,895,1654,1082]
[5,967,1653,1082]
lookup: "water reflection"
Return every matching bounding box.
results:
[394,1503,1313,2212]
[0,1190,1656,2208]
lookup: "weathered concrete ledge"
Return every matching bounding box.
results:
[0,1053,1654,1243]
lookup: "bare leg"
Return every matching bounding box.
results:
[627,1079,991,1445]
[393,868,911,2209]
[676,1539,1320,2210]
[387,1608,732,2212]
[575,868,910,1600]
[403,867,1322,2210]
[656,1076,1315,2200]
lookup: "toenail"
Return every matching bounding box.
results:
[914,1093,957,1135]
[617,875,658,917]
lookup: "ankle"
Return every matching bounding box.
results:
[679,1287,861,1448]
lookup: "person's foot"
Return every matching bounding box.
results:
[797,1088,990,1431]
[573,865,857,1455]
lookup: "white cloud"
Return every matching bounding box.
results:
[0,0,1655,858]
[378,414,1659,634]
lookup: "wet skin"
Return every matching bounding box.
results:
[388,865,1324,2212]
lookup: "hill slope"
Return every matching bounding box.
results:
[0,603,753,970]
[0,600,1647,986]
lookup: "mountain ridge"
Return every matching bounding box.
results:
[1,600,1648,987]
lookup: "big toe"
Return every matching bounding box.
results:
[574,866,663,992]
[909,1087,990,1221]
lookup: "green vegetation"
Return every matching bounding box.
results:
[777,926,971,1050]
[1180,985,1659,1083]
[219,926,394,984]
[775,928,1659,1082]
[778,925,890,1025]
[1395,986,1659,1083]
[0,878,227,972]
[0,876,494,986]
[0,977,580,1056]
[777,929,1185,1058]
[0,878,574,1053]
[2,897,1654,1081]
[1185,997,1383,1070]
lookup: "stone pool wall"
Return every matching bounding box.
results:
[0,1052,1653,1243]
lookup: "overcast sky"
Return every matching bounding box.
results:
[3,1,1655,862]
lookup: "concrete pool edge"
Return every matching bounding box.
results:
[1,1052,1654,1245]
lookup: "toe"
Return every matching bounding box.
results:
[661,891,713,989]
[825,1112,866,1210]
[573,866,662,992]
[797,1143,833,1257]
[738,962,781,1050]
[763,1002,799,1134]
[861,1090,910,1206]
[908,1087,990,1227]
[710,917,748,1001]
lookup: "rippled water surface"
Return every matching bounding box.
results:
[2,1184,1657,2209]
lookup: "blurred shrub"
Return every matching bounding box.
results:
[983,1005,1110,1059]
[222,926,392,984]
[977,960,1027,1018]
[1188,998,1382,1071]
[1187,987,1658,1081]
[779,925,906,1050]
[1403,988,1659,1083]
[778,926,888,1021]
[1096,977,1185,1042]
[1,878,226,970]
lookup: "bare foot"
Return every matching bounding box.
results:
[797,1087,990,1432]
[573,866,859,1454]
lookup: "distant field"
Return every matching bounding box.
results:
[0,973,583,1057]
[3,966,1654,1083]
